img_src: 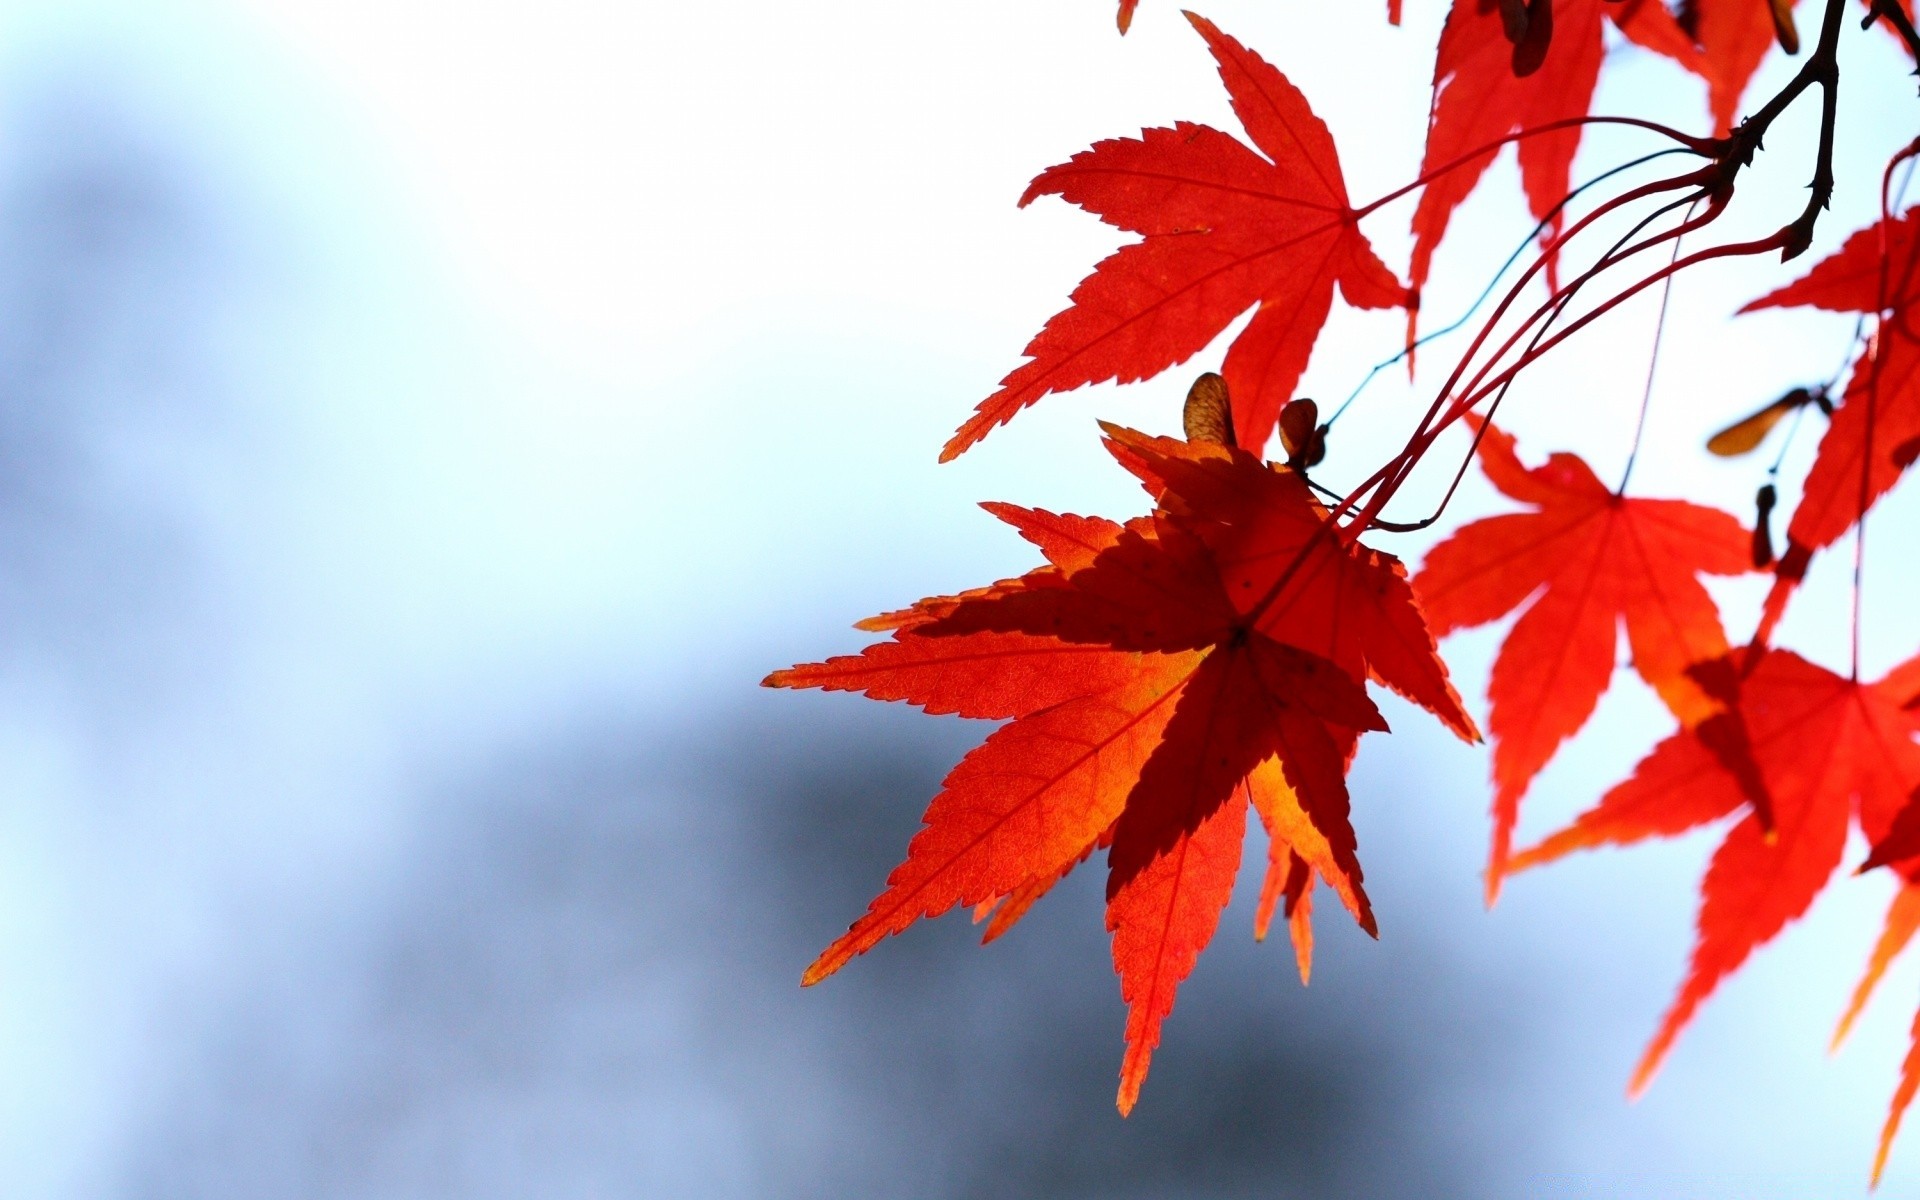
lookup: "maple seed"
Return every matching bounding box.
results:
[1510,0,1554,76]
[1497,0,1531,44]
[1896,435,1920,471]
[1278,399,1327,470]
[1183,373,1236,446]
[1752,484,1778,568]
[1769,0,1800,53]
[1706,386,1827,457]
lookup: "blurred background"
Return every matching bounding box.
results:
[0,1,1916,1195]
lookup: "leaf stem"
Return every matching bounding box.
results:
[1327,148,1694,431]
[1616,201,1696,496]
[1351,116,1712,221]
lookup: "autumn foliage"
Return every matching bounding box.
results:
[768,0,1920,1183]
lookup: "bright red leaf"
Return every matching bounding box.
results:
[1688,0,1799,134]
[944,14,1411,462]
[1740,206,1920,316]
[1413,422,1750,897]
[1507,649,1920,1097]
[1741,211,1920,613]
[1410,0,1698,301]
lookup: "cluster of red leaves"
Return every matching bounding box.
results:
[771,1,1920,1183]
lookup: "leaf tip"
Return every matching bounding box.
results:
[1482,867,1505,909]
[1626,1059,1659,1102]
[1831,1017,1857,1056]
[1628,1031,1674,1101]
[801,941,853,988]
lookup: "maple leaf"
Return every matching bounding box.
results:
[1686,0,1800,133]
[1098,426,1478,744]
[944,14,1411,463]
[848,504,1135,634]
[1831,884,1920,1185]
[1410,0,1699,301]
[1741,206,1920,316]
[1739,209,1920,609]
[773,422,1473,1113]
[1413,422,1749,897]
[1248,756,1341,985]
[1507,648,1920,1097]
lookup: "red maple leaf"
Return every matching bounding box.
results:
[1410,0,1698,300]
[1741,206,1920,316]
[1833,883,1920,1185]
[1687,0,1798,133]
[944,14,1411,462]
[771,423,1470,1112]
[1740,209,1920,604]
[1413,422,1750,897]
[1507,648,1920,1099]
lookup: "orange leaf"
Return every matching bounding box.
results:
[1253,844,1317,984]
[1107,635,1384,893]
[764,632,1148,720]
[1247,753,1374,932]
[1877,1008,1920,1186]
[1285,864,1315,986]
[1834,884,1920,1051]
[796,650,1200,986]
[976,831,1106,945]
[855,505,1129,631]
[1109,789,1246,1115]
